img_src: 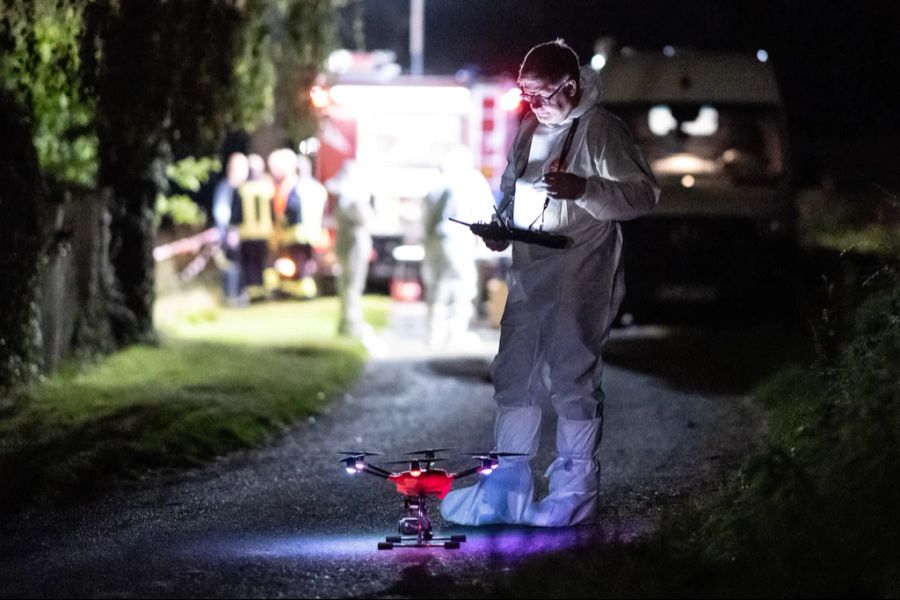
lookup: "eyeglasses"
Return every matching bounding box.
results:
[518,79,571,106]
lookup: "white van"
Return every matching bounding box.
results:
[600,48,796,321]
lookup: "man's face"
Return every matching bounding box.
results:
[517,74,577,125]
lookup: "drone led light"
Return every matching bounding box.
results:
[345,467,357,475]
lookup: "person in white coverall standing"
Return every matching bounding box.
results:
[441,39,660,527]
[326,160,374,338]
[422,146,493,348]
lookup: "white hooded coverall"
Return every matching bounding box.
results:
[422,151,494,347]
[327,163,374,337]
[441,66,659,527]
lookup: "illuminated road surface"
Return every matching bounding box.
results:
[0,302,766,598]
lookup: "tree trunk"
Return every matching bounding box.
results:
[68,186,117,359]
[107,181,157,346]
[0,91,46,393]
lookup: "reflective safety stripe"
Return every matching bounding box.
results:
[238,181,274,240]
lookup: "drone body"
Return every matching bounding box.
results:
[388,469,454,499]
[338,448,524,549]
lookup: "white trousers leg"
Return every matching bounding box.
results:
[523,416,601,526]
[337,233,371,337]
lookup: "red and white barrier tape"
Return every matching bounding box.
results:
[152,227,220,262]
[177,243,217,283]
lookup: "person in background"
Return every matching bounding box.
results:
[266,147,302,297]
[267,148,299,222]
[422,145,494,348]
[282,154,329,299]
[211,152,249,305]
[212,152,249,236]
[234,153,275,300]
[247,153,267,183]
[441,39,659,528]
[326,160,374,338]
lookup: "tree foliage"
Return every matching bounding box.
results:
[0,0,98,187]
[78,1,246,342]
[270,0,336,140]
[0,0,337,385]
[155,156,222,227]
[230,0,277,132]
[78,0,336,344]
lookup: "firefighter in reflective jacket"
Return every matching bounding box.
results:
[233,155,275,300]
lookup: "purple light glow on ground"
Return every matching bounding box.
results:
[181,519,648,565]
[461,527,598,557]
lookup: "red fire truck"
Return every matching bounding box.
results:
[309,54,522,297]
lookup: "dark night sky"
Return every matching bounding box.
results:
[338,0,900,186]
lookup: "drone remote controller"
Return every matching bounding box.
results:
[450,218,570,249]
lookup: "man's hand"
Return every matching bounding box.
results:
[484,238,510,252]
[481,213,511,252]
[534,172,586,200]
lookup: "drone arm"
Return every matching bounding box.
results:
[361,464,392,479]
[451,467,482,480]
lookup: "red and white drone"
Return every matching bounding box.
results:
[338,448,525,549]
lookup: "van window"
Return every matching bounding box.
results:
[612,103,785,186]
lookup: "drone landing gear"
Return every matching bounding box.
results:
[376,495,467,550]
[377,536,465,550]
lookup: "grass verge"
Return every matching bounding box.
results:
[0,296,392,512]
[796,184,900,258]
[497,269,900,598]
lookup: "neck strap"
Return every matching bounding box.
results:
[557,117,580,172]
[496,117,581,220]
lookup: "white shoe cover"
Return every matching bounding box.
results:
[440,459,534,525]
[523,417,601,527]
[441,406,540,526]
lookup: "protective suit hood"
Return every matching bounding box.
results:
[564,66,603,123]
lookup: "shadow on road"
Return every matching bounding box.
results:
[372,560,467,599]
[604,321,812,395]
[423,358,493,383]
[417,319,812,397]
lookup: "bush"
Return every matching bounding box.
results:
[502,268,900,598]
[699,268,900,596]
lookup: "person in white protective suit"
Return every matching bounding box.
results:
[326,160,375,337]
[441,39,660,527]
[422,146,494,348]
[291,155,328,250]
[282,154,329,298]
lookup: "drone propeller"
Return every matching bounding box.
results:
[405,448,452,459]
[381,458,447,466]
[447,451,530,480]
[467,451,528,474]
[338,451,381,471]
